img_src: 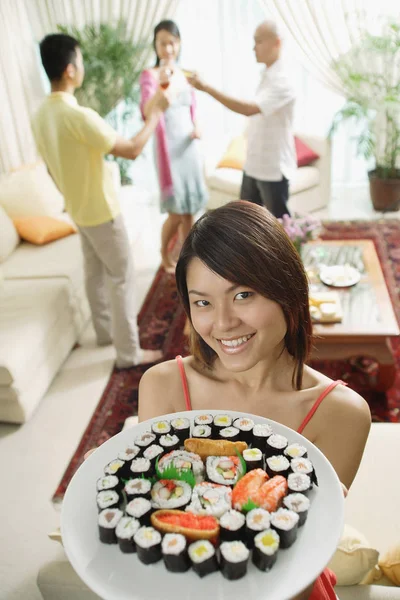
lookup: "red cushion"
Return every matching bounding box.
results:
[295,137,320,167]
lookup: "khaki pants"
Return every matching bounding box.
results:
[78,214,142,368]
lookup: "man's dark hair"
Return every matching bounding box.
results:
[39,33,80,81]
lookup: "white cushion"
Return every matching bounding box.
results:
[0,162,64,218]
[290,166,320,195]
[0,204,19,262]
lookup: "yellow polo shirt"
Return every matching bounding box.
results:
[31,92,119,227]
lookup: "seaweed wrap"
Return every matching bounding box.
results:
[252,529,280,571]
[245,508,271,549]
[116,516,140,553]
[265,455,290,479]
[188,539,219,577]
[98,508,123,544]
[270,508,299,548]
[264,434,288,459]
[96,490,120,512]
[242,448,263,471]
[124,478,152,501]
[283,493,310,527]
[219,509,246,542]
[170,417,190,444]
[162,533,191,572]
[125,497,153,525]
[134,526,162,564]
[252,423,273,450]
[220,540,249,580]
[233,417,255,444]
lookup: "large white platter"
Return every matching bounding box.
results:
[61,410,344,600]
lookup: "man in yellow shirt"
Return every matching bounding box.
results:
[32,33,169,368]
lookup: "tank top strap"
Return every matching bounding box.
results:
[297,380,347,435]
[175,355,192,411]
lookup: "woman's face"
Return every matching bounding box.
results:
[155,30,180,63]
[186,258,288,372]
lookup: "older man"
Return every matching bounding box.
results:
[189,21,296,218]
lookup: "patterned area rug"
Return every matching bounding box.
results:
[52,220,400,503]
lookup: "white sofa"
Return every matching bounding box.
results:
[37,423,400,599]
[205,132,331,215]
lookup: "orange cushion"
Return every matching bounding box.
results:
[217,135,247,170]
[13,216,77,245]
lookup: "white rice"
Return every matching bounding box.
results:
[130,457,151,474]
[246,508,271,531]
[143,444,164,460]
[188,540,215,564]
[162,533,187,555]
[291,457,314,475]
[253,423,273,438]
[126,497,152,519]
[98,508,123,529]
[96,475,119,491]
[116,516,140,539]
[134,432,156,447]
[118,445,140,461]
[220,509,245,531]
[271,508,299,530]
[192,424,212,438]
[151,420,171,435]
[194,414,213,426]
[288,472,311,492]
[233,417,255,432]
[267,434,288,450]
[171,417,190,430]
[283,493,310,513]
[219,426,239,439]
[186,482,232,517]
[134,526,161,548]
[254,529,280,555]
[160,434,179,447]
[104,459,124,475]
[220,541,249,563]
[125,478,151,496]
[151,480,192,509]
[97,490,119,510]
[213,414,232,428]
[243,448,263,461]
[206,456,243,485]
[285,443,307,459]
[266,455,290,472]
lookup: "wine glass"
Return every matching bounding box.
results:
[159,58,174,89]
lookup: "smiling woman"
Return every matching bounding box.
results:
[138,200,371,600]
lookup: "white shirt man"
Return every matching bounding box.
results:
[189,20,296,218]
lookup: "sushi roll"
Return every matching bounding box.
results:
[162,533,191,572]
[219,426,240,443]
[192,424,212,439]
[194,414,213,427]
[124,478,152,502]
[186,482,232,518]
[130,457,152,479]
[213,414,232,436]
[270,508,299,548]
[151,480,192,510]
[143,444,164,473]
[219,510,246,542]
[116,516,140,553]
[96,475,120,493]
[134,432,156,454]
[96,490,120,512]
[134,526,162,565]
[104,459,125,478]
[233,417,255,444]
[265,434,288,459]
[158,450,205,483]
[170,417,190,444]
[252,423,273,450]
[126,497,153,525]
[206,456,244,486]
[291,457,318,485]
[284,443,308,460]
[283,493,310,527]
[242,448,263,471]
[117,444,140,477]
[151,419,171,439]
[287,472,312,497]
[188,540,219,577]
[265,455,290,479]
[252,529,280,572]
[245,508,271,549]
[159,433,180,453]
[98,508,123,544]
[220,541,250,580]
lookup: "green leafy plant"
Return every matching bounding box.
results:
[240,498,260,514]
[330,21,400,181]
[155,457,197,488]
[58,21,148,184]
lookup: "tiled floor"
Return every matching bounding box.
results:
[0,183,398,600]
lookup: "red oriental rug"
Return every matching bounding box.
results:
[52,220,400,503]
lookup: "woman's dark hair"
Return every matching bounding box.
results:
[39,33,80,81]
[153,20,181,66]
[175,201,313,390]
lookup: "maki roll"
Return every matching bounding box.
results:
[124,478,152,501]
[162,533,191,572]
[158,450,205,483]
[252,529,280,572]
[213,414,232,436]
[171,417,190,444]
[96,490,120,512]
[96,474,120,493]
[117,444,140,477]
[130,457,152,479]
[220,541,250,580]
[188,540,219,577]
[270,508,299,548]
[265,434,288,459]
[219,509,246,542]
[151,420,171,439]
[186,482,232,518]
[194,414,213,427]
[219,426,240,443]
[284,443,308,460]
[233,417,255,445]
[245,508,271,549]
[134,526,162,565]
[116,516,140,553]
[98,508,123,544]
[252,423,273,450]
[265,455,290,479]
[126,497,153,525]
[151,480,192,510]
[283,493,310,527]
[206,455,244,486]
[104,459,125,478]
[143,444,164,464]
[192,424,212,439]
[287,472,312,497]
[134,431,156,453]
[159,433,180,453]
[242,448,263,471]
[291,457,318,485]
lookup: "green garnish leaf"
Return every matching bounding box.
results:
[241,498,260,513]
[155,457,196,488]
[234,447,247,480]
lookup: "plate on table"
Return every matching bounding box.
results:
[319,264,361,288]
[61,411,344,600]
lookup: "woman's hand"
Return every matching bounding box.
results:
[190,126,201,140]
[84,448,96,460]
[187,72,208,92]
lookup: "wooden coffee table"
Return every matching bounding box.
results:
[303,240,400,391]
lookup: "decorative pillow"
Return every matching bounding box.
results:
[295,137,320,167]
[0,162,64,218]
[13,216,77,245]
[379,543,400,585]
[327,524,379,586]
[0,205,19,262]
[216,135,320,171]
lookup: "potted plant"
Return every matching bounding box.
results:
[330,21,400,211]
[58,22,147,185]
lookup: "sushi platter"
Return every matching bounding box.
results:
[61,411,344,600]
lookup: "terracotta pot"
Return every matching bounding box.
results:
[368,170,400,212]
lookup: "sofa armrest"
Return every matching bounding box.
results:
[336,585,400,599]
